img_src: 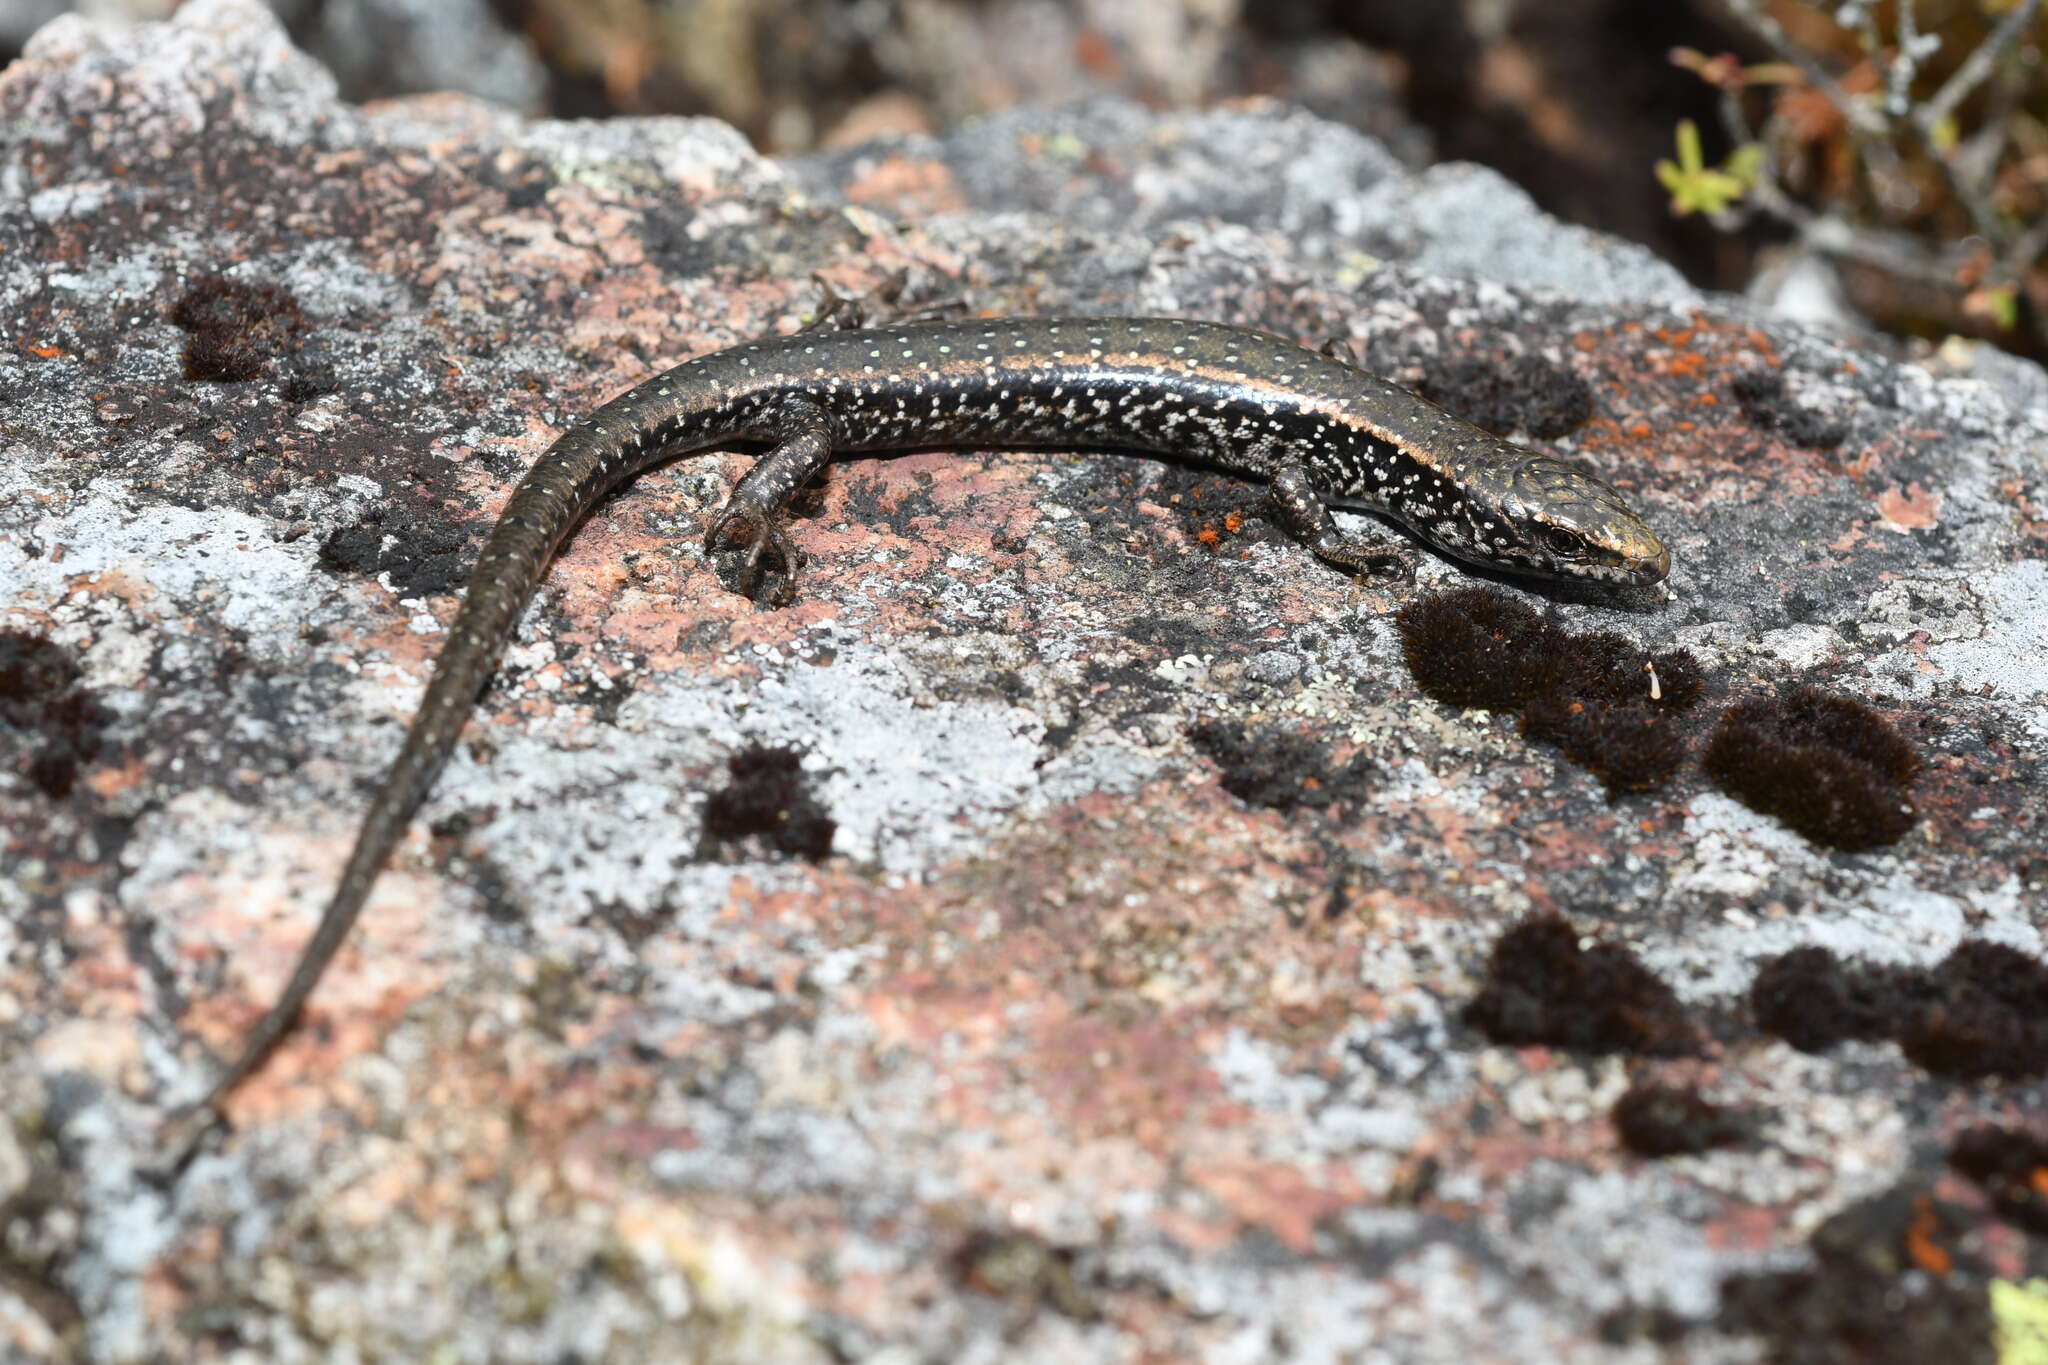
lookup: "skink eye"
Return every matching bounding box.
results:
[1541,526,1582,557]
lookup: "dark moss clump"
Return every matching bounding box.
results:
[1395,587,1556,711]
[1611,1081,1751,1157]
[1,631,114,801]
[699,743,835,861]
[317,505,474,599]
[169,273,336,397]
[1703,687,1920,851]
[1717,1186,1991,1365]
[1520,691,1693,793]
[1464,913,1695,1056]
[1749,946,1902,1053]
[1731,369,1848,450]
[1551,631,1707,711]
[1900,941,2048,1080]
[1750,941,2048,1080]
[1947,1125,2048,1234]
[1188,719,1373,812]
[1396,587,1707,794]
[1421,352,1594,440]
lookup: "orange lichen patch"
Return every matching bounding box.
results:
[61,566,155,611]
[1905,1195,1953,1276]
[1565,312,1803,471]
[842,151,968,217]
[1657,350,1708,380]
[866,790,1347,1014]
[1877,483,1942,532]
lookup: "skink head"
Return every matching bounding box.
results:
[1495,454,1670,586]
[1323,372,1670,588]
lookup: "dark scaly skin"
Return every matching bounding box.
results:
[170,317,1668,1138]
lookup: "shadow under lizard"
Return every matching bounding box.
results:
[168,315,1670,1141]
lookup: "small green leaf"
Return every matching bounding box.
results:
[1676,118,1706,174]
[1724,143,1765,187]
[1656,121,1758,215]
[1986,285,2021,331]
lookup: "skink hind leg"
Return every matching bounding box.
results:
[1269,463,1415,578]
[705,396,833,606]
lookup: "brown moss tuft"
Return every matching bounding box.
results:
[1395,586,1708,795]
[699,743,836,861]
[1612,1081,1751,1157]
[1704,687,1919,851]
[1464,913,1696,1056]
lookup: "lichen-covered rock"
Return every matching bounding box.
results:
[2,2,2045,1362]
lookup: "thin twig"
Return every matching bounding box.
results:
[1718,0,1915,209]
[1719,0,1887,134]
[1952,61,2023,197]
[1713,0,2048,348]
[2010,208,2048,269]
[1718,85,1963,292]
[1888,0,1926,117]
[1719,86,1814,229]
[1919,0,2041,134]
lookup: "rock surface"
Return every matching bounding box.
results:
[1,2,2045,1361]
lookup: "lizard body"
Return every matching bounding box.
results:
[176,315,1669,1128]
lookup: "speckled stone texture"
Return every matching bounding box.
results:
[2,2,2045,1362]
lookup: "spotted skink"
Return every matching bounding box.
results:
[174,315,1669,1130]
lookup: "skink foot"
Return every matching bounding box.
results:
[706,502,803,606]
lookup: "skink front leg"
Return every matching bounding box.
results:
[1268,463,1415,578]
[704,395,834,605]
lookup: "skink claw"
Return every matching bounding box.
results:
[706,502,802,606]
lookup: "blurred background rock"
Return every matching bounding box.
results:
[4,1,2041,361]
[0,0,1752,281]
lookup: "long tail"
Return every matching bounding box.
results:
[174,409,653,1125]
